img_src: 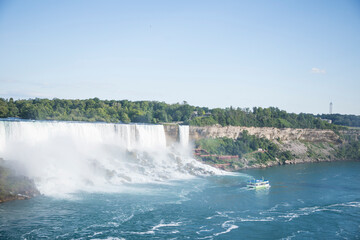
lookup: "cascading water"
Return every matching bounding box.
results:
[179,125,190,147]
[0,120,222,197]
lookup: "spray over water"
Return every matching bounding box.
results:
[0,120,222,196]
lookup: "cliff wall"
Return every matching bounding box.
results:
[189,125,340,143]
[181,125,355,170]
[163,124,179,145]
[340,129,360,141]
[163,124,357,170]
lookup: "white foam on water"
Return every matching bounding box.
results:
[0,120,224,197]
[151,221,182,231]
[264,202,291,213]
[279,205,343,222]
[196,227,214,235]
[92,237,125,240]
[126,221,182,235]
[206,211,234,220]
[213,220,238,237]
[237,216,274,222]
[330,201,360,208]
[280,230,311,240]
[91,232,103,237]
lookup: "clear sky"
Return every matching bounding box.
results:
[0,0,359,115]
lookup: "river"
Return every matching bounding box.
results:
[1,161,359,239]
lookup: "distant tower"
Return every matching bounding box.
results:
[329,102,333,114]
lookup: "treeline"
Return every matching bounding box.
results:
[0,98,208,124]
[195,131,293,164]
[317,114,360,128]
[190,106,343,130]
[0,97,347,130]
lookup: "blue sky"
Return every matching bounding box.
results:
[0,0,359,114]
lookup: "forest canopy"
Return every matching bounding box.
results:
[317,114,360,128]
[0,97,354,130]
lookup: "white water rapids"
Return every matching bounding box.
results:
[0,120,222,197]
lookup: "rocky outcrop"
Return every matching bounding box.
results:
[181,125,358,171]
[280,140,337,163]
[163,124,179,145]
[189,125,340,143]
[0,160,40,203]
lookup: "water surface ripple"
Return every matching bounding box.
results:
[1,161,359,239]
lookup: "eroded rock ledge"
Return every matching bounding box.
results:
[189,125,340,143]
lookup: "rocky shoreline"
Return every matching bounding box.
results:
[0,160,40,204]
[0,191,39,204]
[202,155,357,172]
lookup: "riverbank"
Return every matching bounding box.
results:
[195,141,360,171]
[189,126,360,171]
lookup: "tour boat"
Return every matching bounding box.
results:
[247,178,270,189]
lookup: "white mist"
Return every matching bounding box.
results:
[0,121,222,197]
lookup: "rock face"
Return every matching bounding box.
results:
[189,125,340,143]
[180,125,356,171]
[0,161,40,203]
[163,124,179,145]
[340,129,360,141]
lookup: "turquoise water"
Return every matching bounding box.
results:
[1,161,359,239]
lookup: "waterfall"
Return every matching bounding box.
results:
[0,120,221,196]
[179,125,190,147]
